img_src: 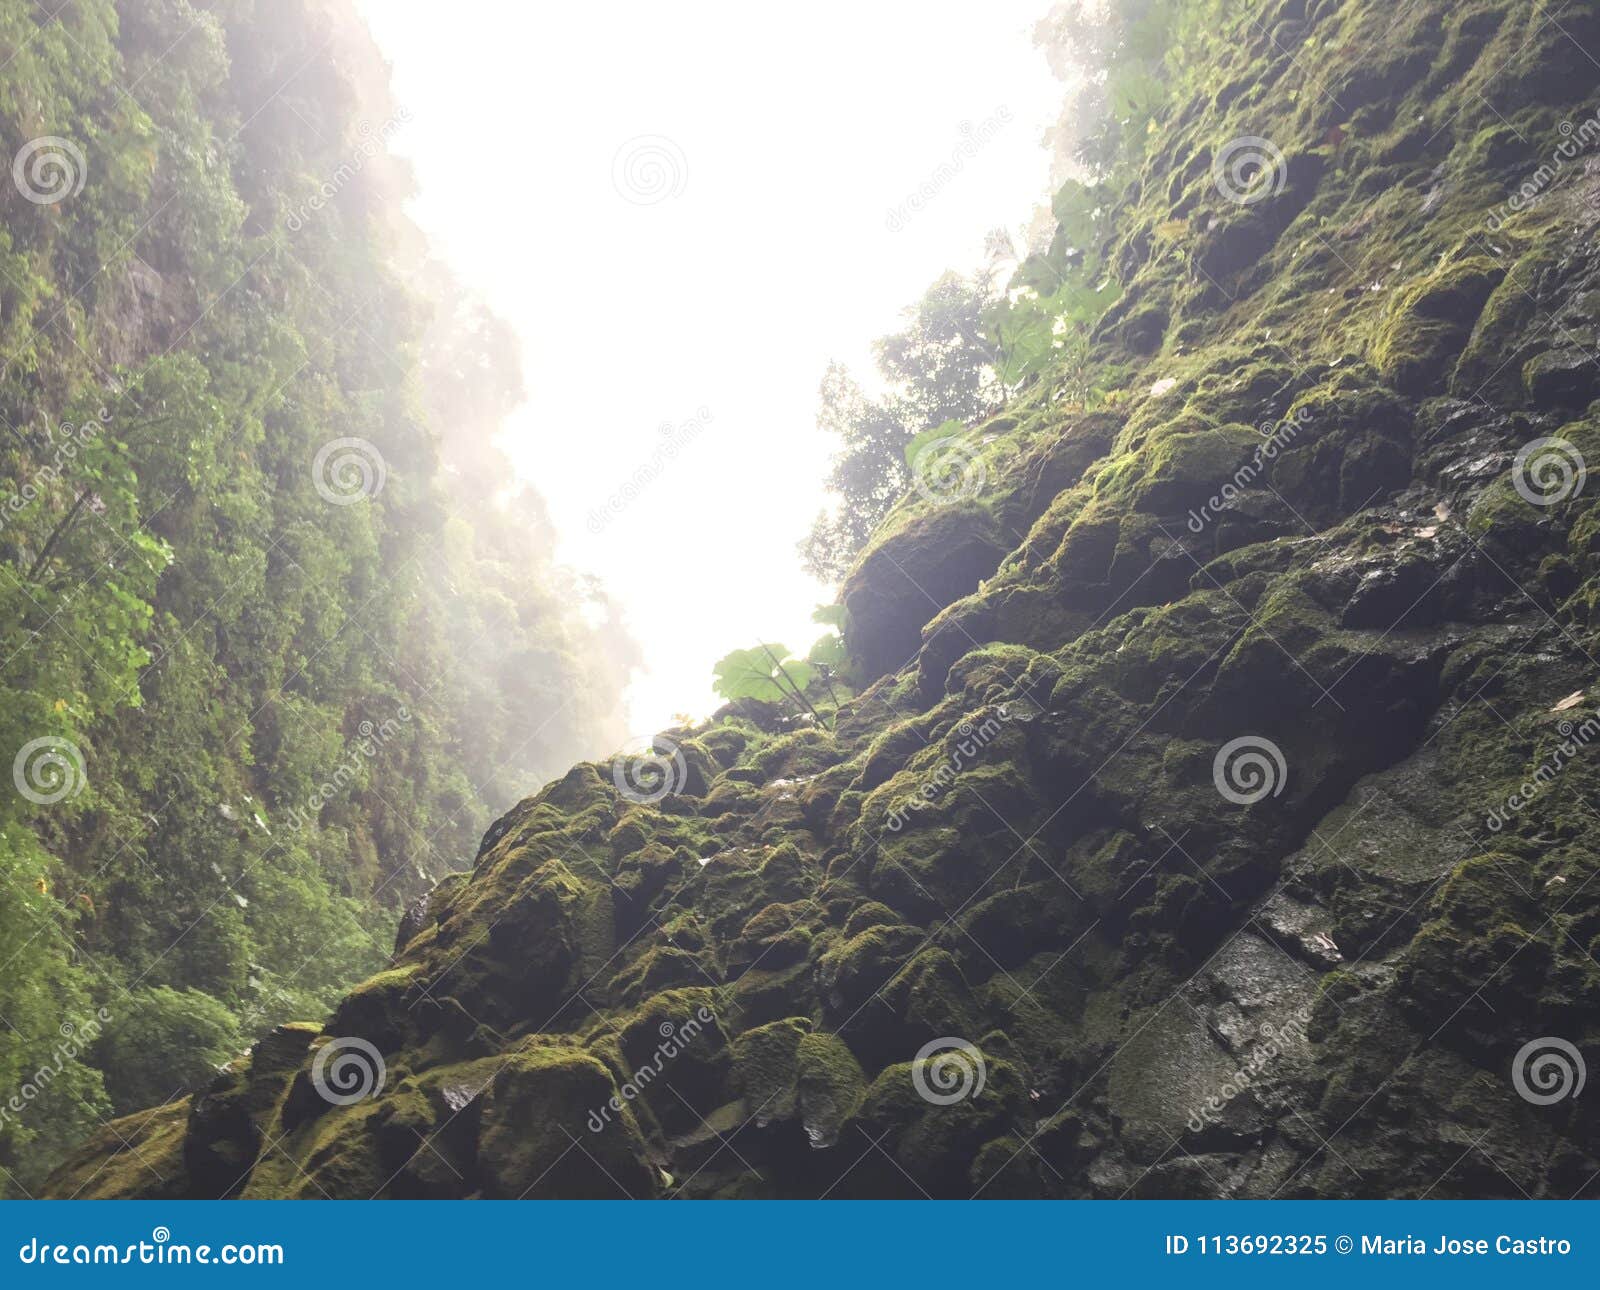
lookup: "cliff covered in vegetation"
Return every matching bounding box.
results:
[0,0,634,1196]
[50,0,1600,1198]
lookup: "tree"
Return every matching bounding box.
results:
[801,270,1002,583]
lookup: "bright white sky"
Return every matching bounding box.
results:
[357,0,1062,739]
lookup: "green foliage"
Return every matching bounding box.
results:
[712,645,817,709]
[806,633,847,669]
[982,0,1247,398]
[807,605,849,664]
[712,622,854,729]
[801,273,1003,581]
[984,181,1122,393]
[802,0,1212,583]
[1033,0,1221,177]
[0,0,631,1193]
[92,987,241,1116]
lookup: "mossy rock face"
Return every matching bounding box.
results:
[795,1031,866,1148]
[1524,348,1599,410]
[731,1016,810,1124]
[614,989,731,1135]
[52,0,1600,1200]
[842,501,1007,680]
[324,966,421,1054]
[186,1023,320,1197]
[1373,257,1505,396]
[477,1047,658,1199]
[394,871,468,955]
[45,1099,194,1200]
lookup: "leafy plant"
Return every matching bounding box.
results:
[713,643,821,722]
[983,180,1122,396]
[713,610,853,727]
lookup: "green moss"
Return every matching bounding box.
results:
[477,1045,658,1199]
[750,728,840,780]
[842,501,1008,679]
[817,923,925,1012]
[1373,255,1503,394]
[44,1099,193,1200]
[795,1031,866,1148]
[730,1016,809,1124]
[325,965,421,1052]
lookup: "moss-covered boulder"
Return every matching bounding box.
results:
[477,1046,659,1199]
[842,502,1007,679]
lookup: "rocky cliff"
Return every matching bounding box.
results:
[50,0,1600,1198]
